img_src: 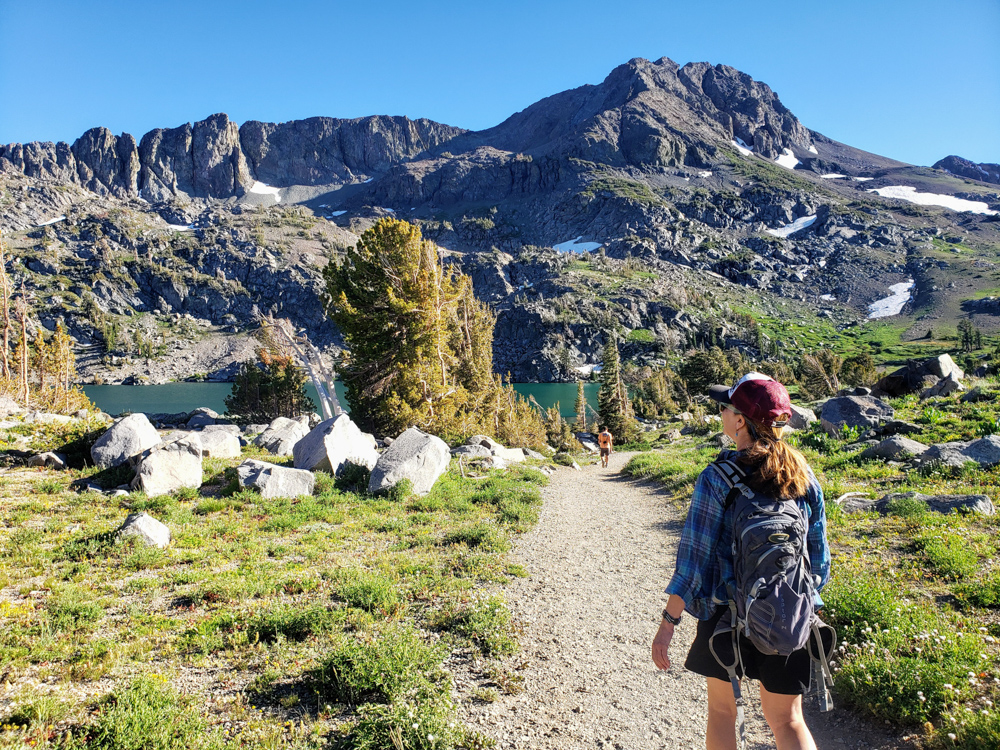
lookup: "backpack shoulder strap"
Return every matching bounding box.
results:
[709,459,755,508]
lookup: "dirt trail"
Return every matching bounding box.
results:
[459,452,917,750]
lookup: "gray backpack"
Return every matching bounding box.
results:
[708,459,836,748]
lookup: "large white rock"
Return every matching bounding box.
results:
[28,451,68,470]
[788,404,817,430]
[236,459,316,499]
[493,446,526,463]
[293,414,379,474]
[467,434,504,452]
[116,512,170,548]
[920,373,963,400]
[198,429,242,458]
[91,413,162,468]
[368,426,451,496]
[254,416,311,456]
[131,434,203,495]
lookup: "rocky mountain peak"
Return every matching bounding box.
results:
[933,155,1000,186]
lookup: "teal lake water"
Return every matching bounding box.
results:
[82,382,602,420]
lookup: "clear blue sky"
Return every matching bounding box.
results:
[1,0,997,166]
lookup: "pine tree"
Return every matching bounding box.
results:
[32,329,51,389]
[0,232,10,380]
[597,337,637,442]
[574,381,587,431]
[323,218,545,445]
[225,348,315,424]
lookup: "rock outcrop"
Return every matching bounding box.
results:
[116,512,171,548]
[131,434,203,495]
[368,426,451,496]
[820,395,894,436]
[237,458,315,499]
[91,413,162,468]
[254,416,312,456]
[293,414,379,474]
[933,155,1000,186]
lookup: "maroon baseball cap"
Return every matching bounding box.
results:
[708,372,792,427]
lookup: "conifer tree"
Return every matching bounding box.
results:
[323,218,545,445]
[14,288,29,404]
[225,348,315,424]
[597,337,637,441]
[574,380,587,431]
[0,232,10,380]
[32,329,51,389]
[52,321,75,393]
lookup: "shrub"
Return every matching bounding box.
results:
[954,572,1000,609]
[313,626,447,704]
[432,595,518,656]
[224,348,314,424]
[441,522,510,552]
[86,675,223,750]
[348,695,477,750]
[914,531,980,580]
[46,586,104,632]
[339,570,403,615]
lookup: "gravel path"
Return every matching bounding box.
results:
[460,452,919,750]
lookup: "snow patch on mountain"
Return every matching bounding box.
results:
[248,181,282,202]
[775,148,800,170]
[867,186,998,215]
[765,215,817,238]
[868,281,914,319]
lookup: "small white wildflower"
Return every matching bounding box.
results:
[919,696,926,702]
[413,723,419,729]
[980,627,988,633]
[944,683,954,690]
[948,733,956,740]
[981,710,990,715]
[428,735,435,742]
[985,700,994,707]
[915,648,922,653]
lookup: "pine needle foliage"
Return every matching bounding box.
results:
[574,381,587,431]
[799,348,842,399]
[225,348,314,424]
[323,218,546,446]
[597,337,638,441]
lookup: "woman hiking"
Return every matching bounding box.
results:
[650,373,831,750]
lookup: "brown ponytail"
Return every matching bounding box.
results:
[739,421,811,500]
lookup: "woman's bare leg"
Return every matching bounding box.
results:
[759,685,817,750]
[705,678,738,750]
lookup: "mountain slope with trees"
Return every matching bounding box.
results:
[1,57,998,384]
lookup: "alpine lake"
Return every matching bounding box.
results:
[81,382,602,420]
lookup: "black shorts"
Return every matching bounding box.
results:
[683,607,811,695]
[600,447,610,457]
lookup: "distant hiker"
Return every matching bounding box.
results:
[598,426,613,468]
[651,373,834,750]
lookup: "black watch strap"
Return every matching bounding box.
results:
[662,608,681,626]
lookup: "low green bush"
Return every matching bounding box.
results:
[955,573,1000,609]
[441,523,510,553]
[914,531,981,580]
[432,595,518,657]
[339,570,403,615]
[313,625,447,704]
[46,586,105,632]
[86,675,223,750]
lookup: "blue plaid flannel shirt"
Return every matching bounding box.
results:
[665,450,831,621]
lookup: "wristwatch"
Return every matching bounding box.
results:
[661,608,681,626]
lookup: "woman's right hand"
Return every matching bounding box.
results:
[651,620,674,670]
